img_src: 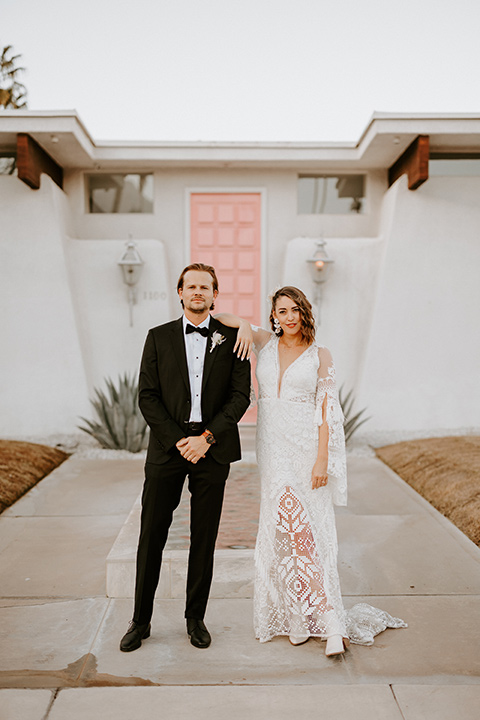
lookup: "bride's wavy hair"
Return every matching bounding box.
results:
[269,286,316,345]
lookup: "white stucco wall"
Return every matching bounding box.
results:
[282,236,383,391]
[65,239,171,392]
[0,175,172,435]
[64,168,387,325]
[282,174,480,433]
[0,176,90,435]
[359,175,480,431]
[2,165,478,437]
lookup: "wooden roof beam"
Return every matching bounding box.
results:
[388,135,429,190]
[16,133,63,190]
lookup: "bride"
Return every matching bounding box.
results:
[217,286,406,656]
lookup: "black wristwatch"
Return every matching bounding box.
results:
[202,429,216,445]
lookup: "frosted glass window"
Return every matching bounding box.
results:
[298,175,365,214]
[0,155,16,175]
[429,157,480,176]
[87,173,153,213]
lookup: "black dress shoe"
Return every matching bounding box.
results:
[186,618,211,648]
[120,620,151,652]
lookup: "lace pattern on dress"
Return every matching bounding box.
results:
[254,336,348,642]
[346,603,408,645]
[314,347,347,507]
[253,334,406,644]
[254,483,346,642]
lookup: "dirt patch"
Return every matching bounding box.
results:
[0,653,156,688]
[375,436,480,545]
[0,440,68,514]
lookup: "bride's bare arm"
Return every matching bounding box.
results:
[312,395,329,489]
[214,313,253,359]
[214,313,271,359]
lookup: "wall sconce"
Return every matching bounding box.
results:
[306,239,334,323]
[117,240,144,326]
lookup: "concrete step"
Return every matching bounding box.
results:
[106,492,255,600]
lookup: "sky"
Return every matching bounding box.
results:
[1,0,479,143]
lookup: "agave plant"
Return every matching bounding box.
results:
[338,384,370,445]
[79,374,148,452]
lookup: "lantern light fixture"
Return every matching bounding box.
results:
[306,238,334,323]
[117,240,144,326]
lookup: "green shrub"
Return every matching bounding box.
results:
[79,374,148,452]
[339,385,370,445]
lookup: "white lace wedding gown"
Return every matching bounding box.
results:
[254,335,407,645]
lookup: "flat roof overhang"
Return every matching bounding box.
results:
[1,110,480,171]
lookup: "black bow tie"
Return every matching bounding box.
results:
[186,324,209,338]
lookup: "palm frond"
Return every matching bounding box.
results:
[0,45,28,108]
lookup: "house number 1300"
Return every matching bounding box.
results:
[143,291,167,301]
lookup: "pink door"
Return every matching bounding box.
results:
[190,193,262,422]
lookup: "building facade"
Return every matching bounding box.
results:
[1,112,479,436]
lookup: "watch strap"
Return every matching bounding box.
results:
[202,429,216,445]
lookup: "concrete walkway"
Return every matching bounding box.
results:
[0,433,479,719]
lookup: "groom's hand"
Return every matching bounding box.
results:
[176,436,210,464]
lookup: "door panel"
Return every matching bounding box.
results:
[190,193,262,423]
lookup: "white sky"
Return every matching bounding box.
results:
[2,0,479,143]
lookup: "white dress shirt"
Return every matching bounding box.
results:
[183,314,210,422]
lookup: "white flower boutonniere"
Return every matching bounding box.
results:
[210,330,226,353]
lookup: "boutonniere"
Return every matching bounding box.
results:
[210,330,226,353]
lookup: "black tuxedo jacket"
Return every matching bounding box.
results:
[139,316,251,465]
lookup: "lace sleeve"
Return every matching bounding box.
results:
[315,346,347,506]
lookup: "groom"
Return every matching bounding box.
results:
[120,263,251,652]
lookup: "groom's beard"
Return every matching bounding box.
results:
[184,298,212,313]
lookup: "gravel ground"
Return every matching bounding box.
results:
[4,425,479,462]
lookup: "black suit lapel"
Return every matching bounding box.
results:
[169,318,190,395]
[202,316,221,391]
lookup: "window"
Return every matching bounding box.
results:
[0,154,16,175]
[87,173,153,213]
[429,154,480,177]
[298,175,365,214]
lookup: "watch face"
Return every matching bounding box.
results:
[205,433,215,445]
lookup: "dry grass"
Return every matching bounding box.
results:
[375,436,480,545]
[0,440,68,514]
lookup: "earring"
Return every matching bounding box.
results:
[274,318,282,335]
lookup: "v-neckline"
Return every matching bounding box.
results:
[275,336,311,398]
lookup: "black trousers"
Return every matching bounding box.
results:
[133,453,230,625]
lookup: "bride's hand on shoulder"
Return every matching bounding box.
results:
[234,319,253,360]
[311,457,328,489]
